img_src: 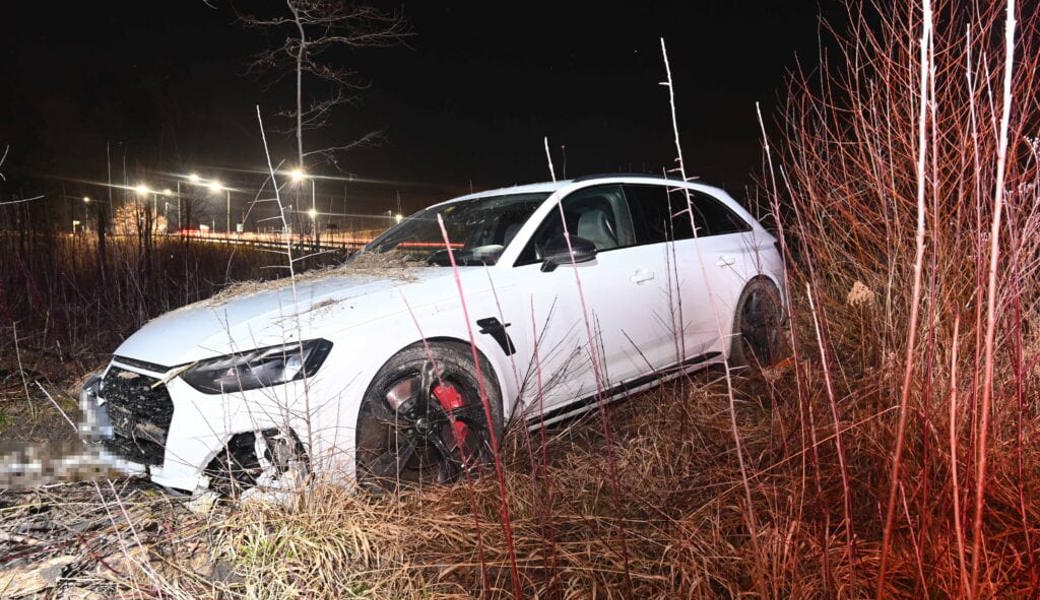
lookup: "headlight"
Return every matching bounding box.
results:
[181,339,333,394]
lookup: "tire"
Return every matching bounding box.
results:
[355,341,503,493]
[729,278,785,370]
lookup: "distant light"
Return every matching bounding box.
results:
[188,173,201,183]
[290,168,307,183]
[135,184,150,196]
[307,208,318,219]
[208,180,223,194]
[163,188,173,196]
[83,196,91,203]
[394,213,403,223]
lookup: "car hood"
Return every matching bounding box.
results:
[112,268,459,368]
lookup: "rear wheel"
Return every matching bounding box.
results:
[729,279,785,370]
[355,342,502,493]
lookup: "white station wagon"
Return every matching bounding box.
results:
[80,175,785,497]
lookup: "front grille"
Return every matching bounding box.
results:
[100,365,174,466]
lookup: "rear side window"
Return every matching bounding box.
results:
[624,184,694,243]
[694,191,751,235]
[624,184,750,245]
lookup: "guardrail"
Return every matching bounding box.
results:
[172,231,374,253]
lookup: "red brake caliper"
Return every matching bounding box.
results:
[432,382,470,459]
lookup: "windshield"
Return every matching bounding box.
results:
[364,192,549,266]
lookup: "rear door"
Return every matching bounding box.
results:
[623,183,757,362]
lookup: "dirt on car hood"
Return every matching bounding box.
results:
[112,259,452,368]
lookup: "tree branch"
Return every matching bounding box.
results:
[237,0,409,167]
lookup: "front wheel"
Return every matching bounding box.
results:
[355,342,503,493]
[729,279,785,370]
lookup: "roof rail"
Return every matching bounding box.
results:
[571,172,686,183]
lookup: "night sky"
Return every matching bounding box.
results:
[1,1,835,216]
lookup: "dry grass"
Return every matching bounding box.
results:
[216,375,776,599]
[755,0,1040,596]
[5,356,1034,598]
[206,251,424,307]
[0,234,292,367]
[0,374,782,599]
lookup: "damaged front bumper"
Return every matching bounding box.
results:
[78,372,148,479]
[78,361,319,498]
[79,366,214,492]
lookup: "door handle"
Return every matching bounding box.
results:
[630,269,655,284]
[715,256,736,268]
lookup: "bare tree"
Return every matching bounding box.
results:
[239,1,408,171]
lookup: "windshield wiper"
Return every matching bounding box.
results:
[426,246,502,267]
[427,249,485,267]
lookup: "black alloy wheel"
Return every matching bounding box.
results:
[356,342,502,493]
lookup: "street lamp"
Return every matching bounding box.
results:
[290,168,317,244]
[170,183,185,233]
[207,181,232,234]
[134,184,161,238]
[78,196,91,233]
[159,189,173,227]
[180,173,213,233]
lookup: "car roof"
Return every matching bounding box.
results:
[436,174,728,208]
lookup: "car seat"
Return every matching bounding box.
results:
[576,203,618,250]
[502,223,521,247]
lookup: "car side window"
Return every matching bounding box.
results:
[515,185,635,266]
[624,184,750,244]
[624,184,695,243]
[695,191,751,235]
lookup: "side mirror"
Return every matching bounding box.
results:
[540,235,597,272]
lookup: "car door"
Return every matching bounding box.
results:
[623,183,716,364]
[504,185,676,420]
[684,188,761,353]
[622,183,760,363]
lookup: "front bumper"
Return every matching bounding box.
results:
[79,361,230,492]
[80,358,335,493]
[78,373,147,478]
